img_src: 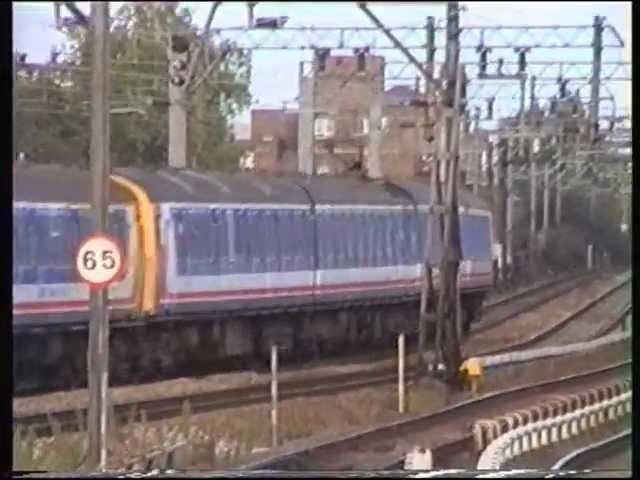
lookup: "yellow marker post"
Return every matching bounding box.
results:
[460,358,483,395]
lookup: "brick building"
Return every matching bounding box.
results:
[379,85,425,178]
[298,53,385,175]
[248,52,449,180]
[251,108,299,173]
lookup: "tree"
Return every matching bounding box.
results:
[15,3,251,170]
[14,54,89,164]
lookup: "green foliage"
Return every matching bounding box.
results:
[14,3,250,170]
[541,225,589,270]
[509,161,631,270]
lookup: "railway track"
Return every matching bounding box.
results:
[550,430,632,475]
[475,274,631,356]
[14,272,627,439]
[472,270,597,334]
[239,361,631,470]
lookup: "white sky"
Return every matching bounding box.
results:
[13,2,632,126]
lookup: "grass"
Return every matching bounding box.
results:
[13,425,86,471]
[13,381,448,471]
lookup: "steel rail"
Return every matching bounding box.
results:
[14,272,623,438]
[239,360,631,470]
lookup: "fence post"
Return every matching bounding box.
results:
[271,344,278,448]
[398,333,406,414]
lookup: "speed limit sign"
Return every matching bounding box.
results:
[76,235,124,288]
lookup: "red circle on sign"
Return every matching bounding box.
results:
[75,234,126,290]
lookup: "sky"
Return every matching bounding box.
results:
[13,1,632,130]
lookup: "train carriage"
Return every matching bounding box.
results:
[13,163,140,328]
[13,163,494,392]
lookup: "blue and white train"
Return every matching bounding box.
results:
[13,163,494,391]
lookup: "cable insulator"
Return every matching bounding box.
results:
[518,51,526,73]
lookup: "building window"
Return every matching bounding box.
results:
[357,115,369,135]
[276,139,285,161]
[314,114,335,139]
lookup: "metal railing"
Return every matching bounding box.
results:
[475,385,631,470]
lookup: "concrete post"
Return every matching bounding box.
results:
[297,62,314,175]
[368,77,384,179]
[271,344,278,448]
[398,333,406,414]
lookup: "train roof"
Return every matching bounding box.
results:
[114,167,311,204]
[13,163,131,204]
[114,168,414,207]
[14,163,491,213]
[394,178,491,211]
[291,175,412,207]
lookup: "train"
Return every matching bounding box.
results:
[13,162,494,392]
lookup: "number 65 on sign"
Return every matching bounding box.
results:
[76,235,125,289]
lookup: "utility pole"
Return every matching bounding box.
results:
[590,16,604,145]
[472,107,481,196]
[528,75,537,270]
[435,0,463,383]
[417,15,437,377]
[588,16,604,225]
[311,48,322,175]
[87,1,111,471]
[542,135,551,245]
[556,126,565,226]
[357,3,439,375]
[13,52,17,163]
[504,136,513,279]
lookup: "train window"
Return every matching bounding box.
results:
[334,212,344,269]
[297,210,310,271]
[408,211,420,264]
[13,206,130,285]
[294,210,310,271]
[388,213,398,265]
[356,211,367,267]
[417,212,427,264]
[13,209,35,284]
[266,210,280,272]
[325,213,335,270]
[461,215,492,261]
[278,210,290,271]
[233,209,249,273]
[257,210,268,273]
[339,212,349,267]
[370,213,379,267]
[375,213,383,267]
[210,209,228,275]
[225,209,236,268]
[366,212,376,268]
[341,212,349,268]
[318,212,329,270]
[397,212,408,265]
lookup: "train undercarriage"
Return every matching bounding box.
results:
[14,292,486,396]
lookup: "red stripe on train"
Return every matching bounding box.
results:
[160,272,492,303]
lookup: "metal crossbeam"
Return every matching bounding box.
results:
[209,24,625,50]
[300,60,631,82]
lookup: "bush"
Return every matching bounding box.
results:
[542,226,589,271]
